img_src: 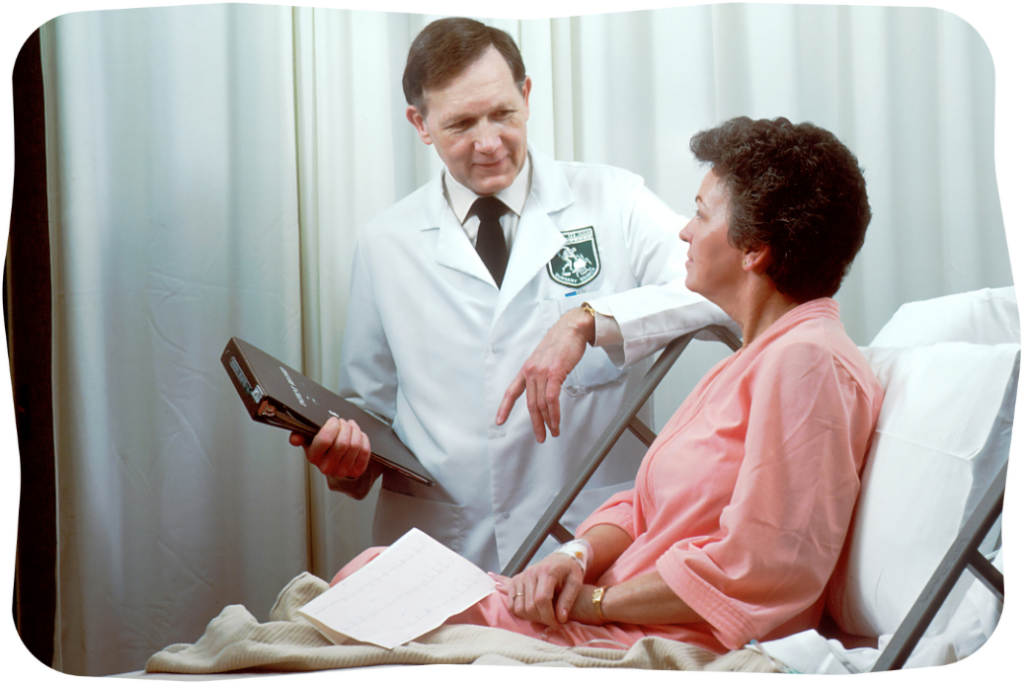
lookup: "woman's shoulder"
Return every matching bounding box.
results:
[757,308,881,396]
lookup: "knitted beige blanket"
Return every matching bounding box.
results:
[145,572,779,674]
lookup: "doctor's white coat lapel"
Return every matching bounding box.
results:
[492,150,574,324]
[426,172,496,285]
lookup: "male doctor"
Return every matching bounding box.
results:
[291,18,732,572]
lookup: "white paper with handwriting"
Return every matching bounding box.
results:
[298,528,496,649]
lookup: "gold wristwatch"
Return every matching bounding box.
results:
[592,586,607,623]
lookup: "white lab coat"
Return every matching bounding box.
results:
[337,147,733,572]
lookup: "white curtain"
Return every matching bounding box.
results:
[40,3,1009,676]
[41,5,310,676]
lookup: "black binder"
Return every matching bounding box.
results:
[221,336,434,486]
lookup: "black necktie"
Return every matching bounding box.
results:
[472,196,509,288]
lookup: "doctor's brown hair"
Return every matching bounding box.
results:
[690,117,871,303]
[403,17,527,117]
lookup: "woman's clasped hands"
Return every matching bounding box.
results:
[488,552,600,629]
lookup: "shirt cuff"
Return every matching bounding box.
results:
[587,300,626,355]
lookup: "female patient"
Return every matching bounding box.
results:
[332,117,884,654]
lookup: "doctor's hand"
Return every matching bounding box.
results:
[488,552,584,629]
[290,416,372,480]
[496,306,596,443]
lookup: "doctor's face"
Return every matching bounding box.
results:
[679,170,746,303]
[406,46,531,196]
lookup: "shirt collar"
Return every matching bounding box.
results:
[444,153,532,224]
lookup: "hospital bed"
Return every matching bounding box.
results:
[508,287,1017,672]
[137,287,1017,676]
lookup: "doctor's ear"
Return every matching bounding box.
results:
[406,105,433,146]
[742,246,771,273]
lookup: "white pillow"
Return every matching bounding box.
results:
[870,286,1019,347]
[826,342,1019,638]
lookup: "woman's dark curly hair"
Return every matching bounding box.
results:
[689,117,871,302]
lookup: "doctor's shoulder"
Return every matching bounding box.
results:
[554,159,647,209]
[352,183,437,249]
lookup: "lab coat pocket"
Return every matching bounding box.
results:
[548,290,627,395]
[373,487,466,553]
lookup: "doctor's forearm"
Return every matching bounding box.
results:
[562,305,596,344]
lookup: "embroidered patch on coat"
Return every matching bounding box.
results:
[547,227,601,288]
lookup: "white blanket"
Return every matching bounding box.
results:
[145,572,779,674]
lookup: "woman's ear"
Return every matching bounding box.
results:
[742,245,771,272]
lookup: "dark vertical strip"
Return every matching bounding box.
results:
[7,28,56,668]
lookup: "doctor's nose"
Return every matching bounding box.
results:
[474,123,501,155]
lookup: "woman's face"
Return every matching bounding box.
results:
[679,170,747,304]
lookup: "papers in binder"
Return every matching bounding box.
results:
[298,528,496,649]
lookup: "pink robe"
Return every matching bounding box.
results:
[334,298,883,652]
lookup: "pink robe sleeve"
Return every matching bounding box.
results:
[655,340,876,650]
[575,488,637,541]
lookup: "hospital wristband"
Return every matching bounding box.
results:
[554,539,593,573]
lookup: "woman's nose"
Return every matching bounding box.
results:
[679,219,694,243]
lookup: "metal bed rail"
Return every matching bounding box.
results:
[872,460,1007,671]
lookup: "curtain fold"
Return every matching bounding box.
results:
[43,4,311,675]
[39,4,1009,675]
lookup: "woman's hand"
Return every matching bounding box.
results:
[488,552,585,629]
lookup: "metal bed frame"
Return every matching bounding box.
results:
[871,460,1006,670]
[500,323,1008,672]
